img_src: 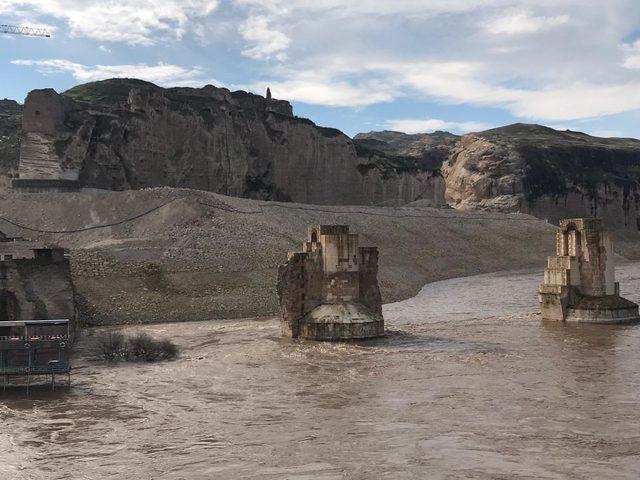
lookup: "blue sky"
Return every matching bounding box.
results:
[1,0,640,138]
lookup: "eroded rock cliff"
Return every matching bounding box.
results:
[442,124,640,231]
[9,79,445,206]
[0,99,22,190]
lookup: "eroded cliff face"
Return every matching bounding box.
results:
[0,99,22,191]
[443,124,640,231]
[11,79,445,206]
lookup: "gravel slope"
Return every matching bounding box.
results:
[0,187,565,325]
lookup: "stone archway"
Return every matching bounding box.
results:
[561,222,582,258]
[565,228,582,257]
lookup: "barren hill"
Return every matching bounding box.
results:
[0,188,563,325]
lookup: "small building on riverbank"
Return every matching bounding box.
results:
[539,218,640,323]
[277,225,384,340]
[0,231,75,389]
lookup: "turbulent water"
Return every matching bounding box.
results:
[2,266,640,479]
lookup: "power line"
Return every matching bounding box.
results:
[0,201,174,234]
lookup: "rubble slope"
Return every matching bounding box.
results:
[0,187,566,325]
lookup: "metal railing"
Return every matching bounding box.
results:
[0,335,67,342]
[0,363,70,375]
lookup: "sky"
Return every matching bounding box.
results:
[1,0,640,138]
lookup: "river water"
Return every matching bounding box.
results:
[2,266,640,479]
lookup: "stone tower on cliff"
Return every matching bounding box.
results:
[277,225,384,340]
[539,218,639,323]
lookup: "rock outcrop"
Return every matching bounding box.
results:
[8,79,446,206]
[442,124,640,231]
[0,99,22,191]
[353,130,459,170]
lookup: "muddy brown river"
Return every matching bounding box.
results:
[2,266,640,479]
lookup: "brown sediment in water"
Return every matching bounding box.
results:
[1,265,640,479]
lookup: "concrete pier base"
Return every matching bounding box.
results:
[299,303,384,341]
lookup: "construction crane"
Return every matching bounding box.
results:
[0,24,50,38]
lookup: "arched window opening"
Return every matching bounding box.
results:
[564,226,582,257]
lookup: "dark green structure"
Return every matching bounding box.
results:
[0,319,71,391]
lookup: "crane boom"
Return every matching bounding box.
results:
[1,24,50,37]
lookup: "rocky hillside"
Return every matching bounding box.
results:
[6,79,445,207]
[357,124,640,231]
[442,124,640,230]
[353,130,459,170]
[7,77,640,229]
[0,99,22,190]
[0,188,559,325]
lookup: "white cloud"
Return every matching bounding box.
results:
[11,58,219,87]
[98,45,112,53]
[624,56,640,69]
[622,40,640,69]
[365,60,640,122]
[233,0,569,18]
[238,15,289,60]
[6,0,640,133]
[240,54,640,121]
[384,118,491,134]
[484,10,569,35]
[0,0,219,44]
[231,0,557,62]
[241,78,395,107]
[230,1,640,123]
